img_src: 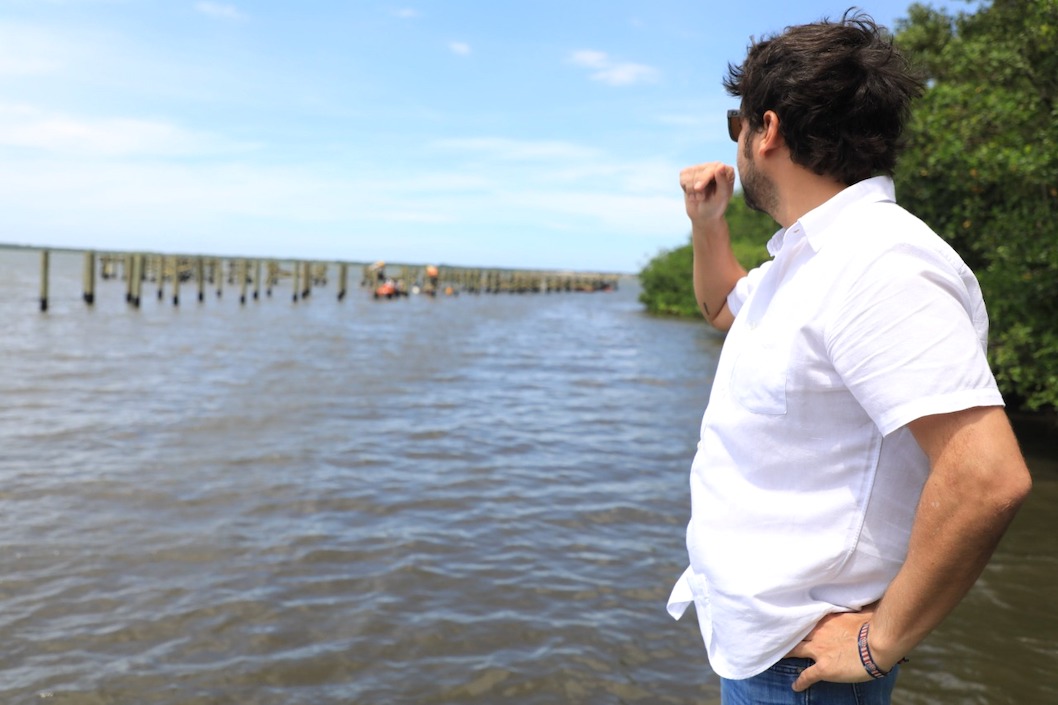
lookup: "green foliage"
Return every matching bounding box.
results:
[895,0,1058,412]
[726,194,776,268]
[638,239,698,317]
[638,194,776,317]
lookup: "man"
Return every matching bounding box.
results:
[666,13,1032,704]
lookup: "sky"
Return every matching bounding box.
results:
[0,0,950,273]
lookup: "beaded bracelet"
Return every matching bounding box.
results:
[857,621,902,679]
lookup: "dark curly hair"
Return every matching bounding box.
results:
[724,11,924,185]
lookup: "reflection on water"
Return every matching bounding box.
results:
[0,249,1054,704]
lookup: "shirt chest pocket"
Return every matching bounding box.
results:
[730,330,790,415]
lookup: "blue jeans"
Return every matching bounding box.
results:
[721,658,898,705]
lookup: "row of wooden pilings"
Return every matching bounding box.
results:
[35,250,621,312]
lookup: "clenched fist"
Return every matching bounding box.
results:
[680,162,735,225]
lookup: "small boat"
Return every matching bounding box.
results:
[373,280,398,299]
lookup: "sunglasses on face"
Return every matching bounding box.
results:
[727,109,742,142]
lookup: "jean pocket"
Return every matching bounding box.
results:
[768,657,811,676]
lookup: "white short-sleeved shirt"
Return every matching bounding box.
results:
[667,176,1003,679]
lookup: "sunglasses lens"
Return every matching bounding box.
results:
[727,110,741,142]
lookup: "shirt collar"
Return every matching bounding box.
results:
[765,176,897,256]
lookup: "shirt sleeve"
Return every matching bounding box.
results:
[824,242,1003,436]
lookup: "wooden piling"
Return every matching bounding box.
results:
[100,254,117,280]
[239,259,249,305]
[39,250,49,312]
[338,263,348,301]
[172,256,181,306]
[125,254,134,302]
[23,248,621,314]
[267,261,277,297]
[83,251,96,305]
[136,254,144,307]
[130,254,143,308]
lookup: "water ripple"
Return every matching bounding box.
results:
[0,251,1053,704]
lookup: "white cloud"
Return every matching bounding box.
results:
[570,50,609,69]
[656,114,702,127]
[0,22,67,76]
[394,8,420,19]
[0,153,685,266]
[194,2,246,21]
[0,103,254,157]
[0,54,60,76]
[448,41,471,56]
[570,49,658,87]
[431,137,601,162]
[516,190,679,235]
[0,106,686,268]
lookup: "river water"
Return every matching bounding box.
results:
[1,249,1055,705]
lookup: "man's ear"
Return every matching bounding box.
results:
[758,110,784,156]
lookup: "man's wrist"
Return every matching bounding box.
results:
[858,621,907,677]
[691,218,729,242]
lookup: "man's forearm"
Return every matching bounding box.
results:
[692,219,745,331]
[678,162,744,330]
[869,407,1033,669]
[788,407,1031,692]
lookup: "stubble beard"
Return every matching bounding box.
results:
[739,136,778,217]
